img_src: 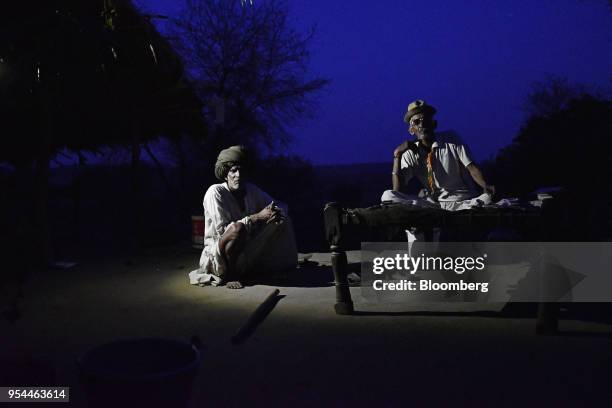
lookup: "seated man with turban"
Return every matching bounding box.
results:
[189,145,298,289]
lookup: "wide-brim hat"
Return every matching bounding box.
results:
[403,99,437,124]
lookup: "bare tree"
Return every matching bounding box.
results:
[522,75,586,118]
[170,0,329,151]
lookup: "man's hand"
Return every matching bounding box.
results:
[392,140,416,192]
[466,163,495,198]
[254,202,275,223]
[266,202,285,224]
[393,140,417,158]
[253,201,284,224]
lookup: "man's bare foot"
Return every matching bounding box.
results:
[226,281,243,289]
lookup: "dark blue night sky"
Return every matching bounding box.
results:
[138,0,612,164]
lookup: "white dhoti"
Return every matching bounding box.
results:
[188,219,297,286]
[234,219,298,277]
[380,190,494,244]
[381,190,492,211]
[189,182,298,286]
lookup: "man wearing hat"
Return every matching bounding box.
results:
[189,145,297,289]
[381,100,495,211]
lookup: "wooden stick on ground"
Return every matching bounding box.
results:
[231,288,281,344]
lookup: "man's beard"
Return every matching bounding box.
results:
[228,180,243,192]
[416,129,434,141]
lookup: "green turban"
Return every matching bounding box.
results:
[214,145,246,181]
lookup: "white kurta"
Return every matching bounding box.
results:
[381,138,486,211]
[399,140,474,199]
[189,182,298,286]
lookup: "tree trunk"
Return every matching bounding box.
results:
[130,117,142,253]
[35,125,51,267]
[144,141,191,221]
[174,136,188,209]
[34,84,53,268]
[143,141,176,196]
[72,153,84,226]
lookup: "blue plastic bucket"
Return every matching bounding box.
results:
[77,338,201,408]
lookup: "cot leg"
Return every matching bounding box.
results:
[324,202,354,315]
[536,303,559,335]
[331,247,353,315]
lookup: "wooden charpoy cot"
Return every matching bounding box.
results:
[323,200,563,334]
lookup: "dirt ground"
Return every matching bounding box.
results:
[2,244,612,406]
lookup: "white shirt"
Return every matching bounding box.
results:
[203,182,274,245]
[400,140,474,199]
[189,182,295,285]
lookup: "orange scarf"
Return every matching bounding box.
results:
[426,150,435,193]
